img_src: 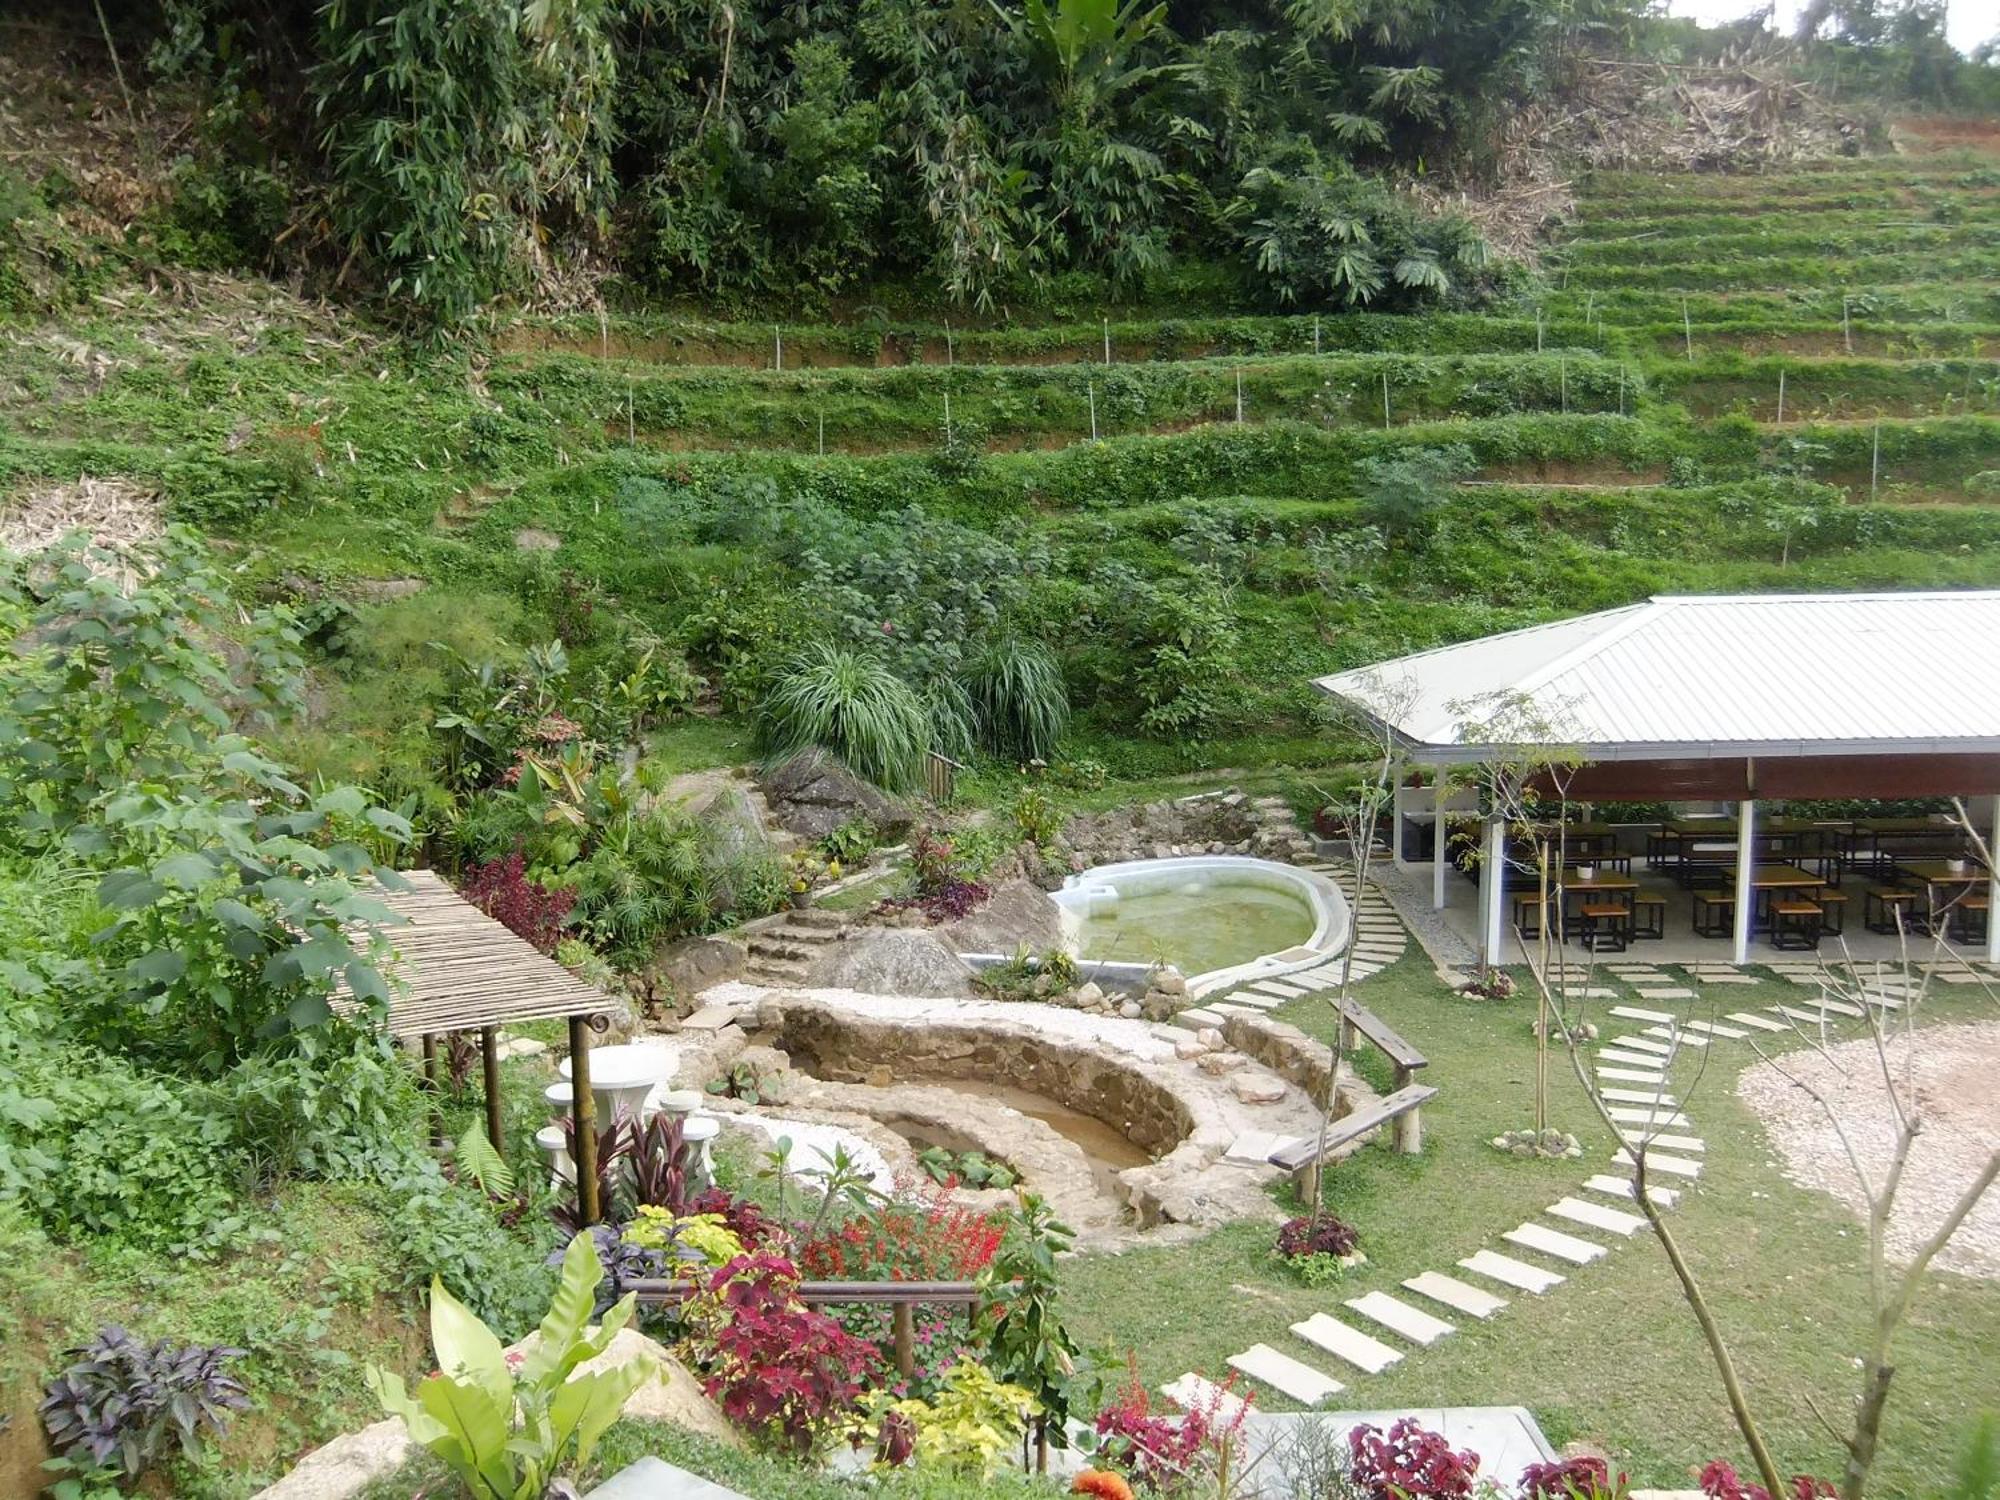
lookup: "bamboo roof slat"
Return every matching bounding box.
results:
[333,870,617,1037]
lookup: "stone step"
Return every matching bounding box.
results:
[747,938,816,962]
[1248,980,1310,999]
[1681,1018,1749,1039]
[1607,1107,1692,1128]
[741,959,810,985]
[1171,1007,1229,1030]
[788,909,847,931]
[1344,1291,1455,1346]
[1691,972,1759,985]
[1226,1344,1344,1406]
[1548,1196,1649,1237]
[1458,1248,1564,1294]
[1503,1222,1609,1265]
[1609,1005,1676,1023]
[1402,1271,1507,1320]
[1584,1173,1680,1208]
[1616,1129,1705,1153]
[1724,1011,1789,1033]
[1225,990,1284,1010]
[1161,1373,1254,1428]
[1597,1065,1669,1084]
[1633,986,1696,1000]
[1289,1313,1404,1374]
[1599,1047,1672,1068]
[1609,1035,1675,1056]
[1642,1026,1706,1047]
[1773,1004,1841,1026]
[770,923,840,945]
[1613,1147,1703,1178]
[1601,1086,1681,1106]
[1800,996,1867,1018]
[1223,1130,1297,1165]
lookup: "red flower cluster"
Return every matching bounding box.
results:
[795,1182,1004,1282]
[1699,1462,1835,1500]
[697,1253,879,1456]
[461,852,574,953]
[1520,1455,1623,1499]
[1073,1472,1138,1500]
[1347,1419,1482,1500]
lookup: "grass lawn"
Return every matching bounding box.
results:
[1060,957,2000,1497]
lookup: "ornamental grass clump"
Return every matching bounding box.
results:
[759,642,930,792]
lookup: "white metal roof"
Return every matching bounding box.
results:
[1313,592,2000,762]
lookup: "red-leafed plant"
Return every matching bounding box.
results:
[876,830,990,924]
[461,851,575,953]
[1093,1356,1250,1494]
[1347,1418,1481,1500]
[696,1254,879,1456]
[1698,1462,1835,1500]
[1275,1213,1358,1259]
[1520,1455,1626,1498]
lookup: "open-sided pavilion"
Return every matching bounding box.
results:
[1314,592,2000,967]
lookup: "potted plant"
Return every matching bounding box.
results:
[787,850,839,908]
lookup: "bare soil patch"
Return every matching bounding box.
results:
[1737,1021,2000,1281]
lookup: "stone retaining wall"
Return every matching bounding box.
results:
[1220,1012,1378,1124]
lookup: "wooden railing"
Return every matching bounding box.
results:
[924,751,961,804]
[629,1278,981,1377]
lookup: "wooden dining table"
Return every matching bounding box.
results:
[1745,863,1827,932]
[1893,857,1990,914]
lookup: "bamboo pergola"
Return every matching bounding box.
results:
[341,870,619,1220]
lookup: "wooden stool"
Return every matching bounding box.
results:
[1950,893,1990,946]
[1511,891,1544,939]
[1864,886,1916,934]
[1771,900,1823,951]
[1813,887,1847,936]
[1691,889,1734,938]
[1580,902,1631,953]
[1631,891,1668,941]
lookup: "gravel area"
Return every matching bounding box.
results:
[1737,1021,2000,1281]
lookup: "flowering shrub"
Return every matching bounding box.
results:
[1699,1462,1835,1500]
[796,1180,1006,1282]
[687,1186,778,1250]
[877,830,991,923]
[1347,1418,1481,1500]
[1074,1471,1138,1500]
[696,1254,879,1455]
[1521,1455,1626,1498]
[1093,1357,1250,1494]
[461,851,575,952]
[1276,1213,1359,1259]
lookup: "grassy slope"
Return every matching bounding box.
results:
[1060,961,2000,1496]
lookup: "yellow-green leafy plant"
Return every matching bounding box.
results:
[366,1232,654,1500]
[627,1207,747,1270]
[874,1361,1041,1476]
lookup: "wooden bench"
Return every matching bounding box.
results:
[1267,1082,1440,1190]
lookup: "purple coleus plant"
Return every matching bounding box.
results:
[40,1326,250,1482]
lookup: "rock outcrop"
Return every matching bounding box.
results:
[759,749,914,841]
[802,927,976,998]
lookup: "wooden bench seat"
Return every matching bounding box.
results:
[1268,1083,1440,1183]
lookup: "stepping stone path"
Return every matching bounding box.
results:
[1600,1046,1671,1067]
[1607,1106,1692,1128]
[1725,1011,1789,1032]
[1682,1018,1747,1039]
[1634,987,1696,1000]
[1548,1196,1649,1237]
[1290,1313,1404,1374]
[1403,1271,1507,1319]
[1459,1249,1564,1294]
[1609,1005,1676,1023]
[1614,1147,1702,1178]
[1601,1086,1679,1105]
[1584,1174,1679,1209]
[1503,1222,1608,1265]
[1227,1344,1344,1405]
[1611,1035,1675,1055]
[1345,1291,1456,1346]
[1597,1065,1668,1084]
[1616,1130,1705,1153]
[1642,1026,1705,1046]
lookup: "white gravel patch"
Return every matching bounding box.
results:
[1736,1021,2000,1281]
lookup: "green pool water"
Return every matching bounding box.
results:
[1072,880,1316,975]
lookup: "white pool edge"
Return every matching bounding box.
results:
[1045,855,1353,1000]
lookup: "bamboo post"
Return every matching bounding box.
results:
[1235,369,1244,424]
[817,409,825,455]
[943,390,953,446]
[1559,356,1567,414]
[1102,317,1111,366]
[944,318,953,366]
[1776,368,1786,424]
[1381,370,1391,429]
[1842,294,1853,354]
[481,1026,505,1155]
[774,325,783,371]
[1088,381,1098,442]
[569,1016,600,1225]
[1536,308,1545,352]
[1870,418,1881,502]
[1313,314,1321,355]
[1618,363,1626,417]
[626,381,635,443]
[421,1033,443,1148]
[1683,296,1694,361]
[893,1303,916,1377]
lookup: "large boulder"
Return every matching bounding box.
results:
[650,934,747,1004]
[933,876,1066,955]
[759,749,914,842]
[660,769,788,860]
[804,927,976,998]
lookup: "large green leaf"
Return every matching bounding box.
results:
[429,1278,514,1411]
[414,1371,518,1500]
[546,1358,654,1475]
[518,1232,604,1390]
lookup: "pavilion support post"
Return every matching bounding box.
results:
[480,1026,504,1156]
[1987,796,1999,966]
[1732,798,1757,966]
[421,1033,443,1148]
[1432,778,1449,911]
[1481,813,1506,966]
[568,1015,600,1225]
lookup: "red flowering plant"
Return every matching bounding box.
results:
[1520,1456,1628,1498]
[692,1253,880,1456]
[1091,1356,1251,1495]
[875,830,990,923]
[1347,1418,1482,1500]
[1698,1462,1835,1500]
[461,851,575,952]
[795,1177,1006,1282]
